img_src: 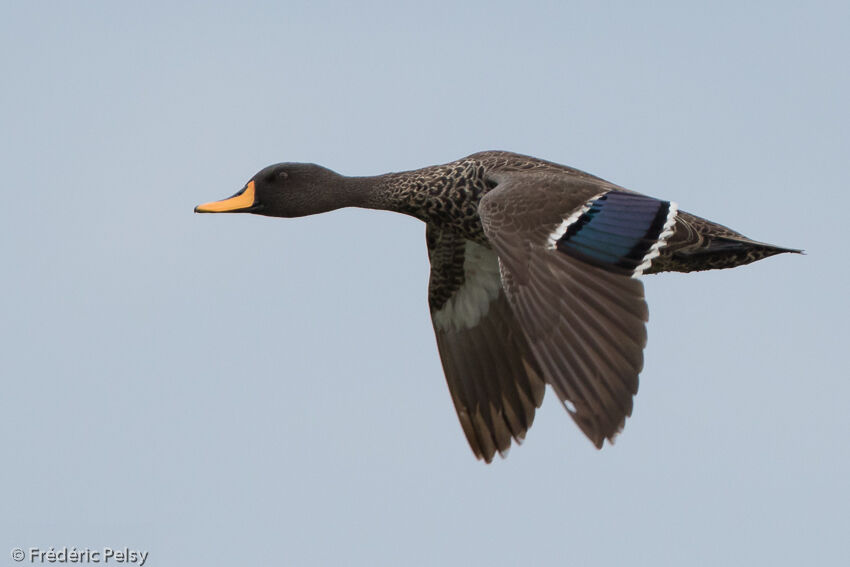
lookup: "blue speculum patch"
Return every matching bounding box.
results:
[556,191,671,274]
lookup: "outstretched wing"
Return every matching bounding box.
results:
[479,172,677,447]
[426,226,545,462]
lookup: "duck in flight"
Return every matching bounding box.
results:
[195,151,797,462]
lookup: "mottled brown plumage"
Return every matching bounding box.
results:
[196,150,798,462]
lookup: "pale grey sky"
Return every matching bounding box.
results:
[2,1,848,566]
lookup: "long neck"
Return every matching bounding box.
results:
[339,169,442,223]
[333,160,489,243]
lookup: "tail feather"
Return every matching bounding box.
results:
[645,211,801,274]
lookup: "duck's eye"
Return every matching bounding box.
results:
[263,170,286,184]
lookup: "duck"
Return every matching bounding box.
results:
[195,150,798,463]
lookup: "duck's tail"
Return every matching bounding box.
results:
[644,211,802,274]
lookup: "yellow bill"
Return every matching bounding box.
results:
[195,181,256,213]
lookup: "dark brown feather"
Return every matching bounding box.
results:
[427,228,545,462]
[480,173,649,447]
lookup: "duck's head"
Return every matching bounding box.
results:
[194,163,345,218]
